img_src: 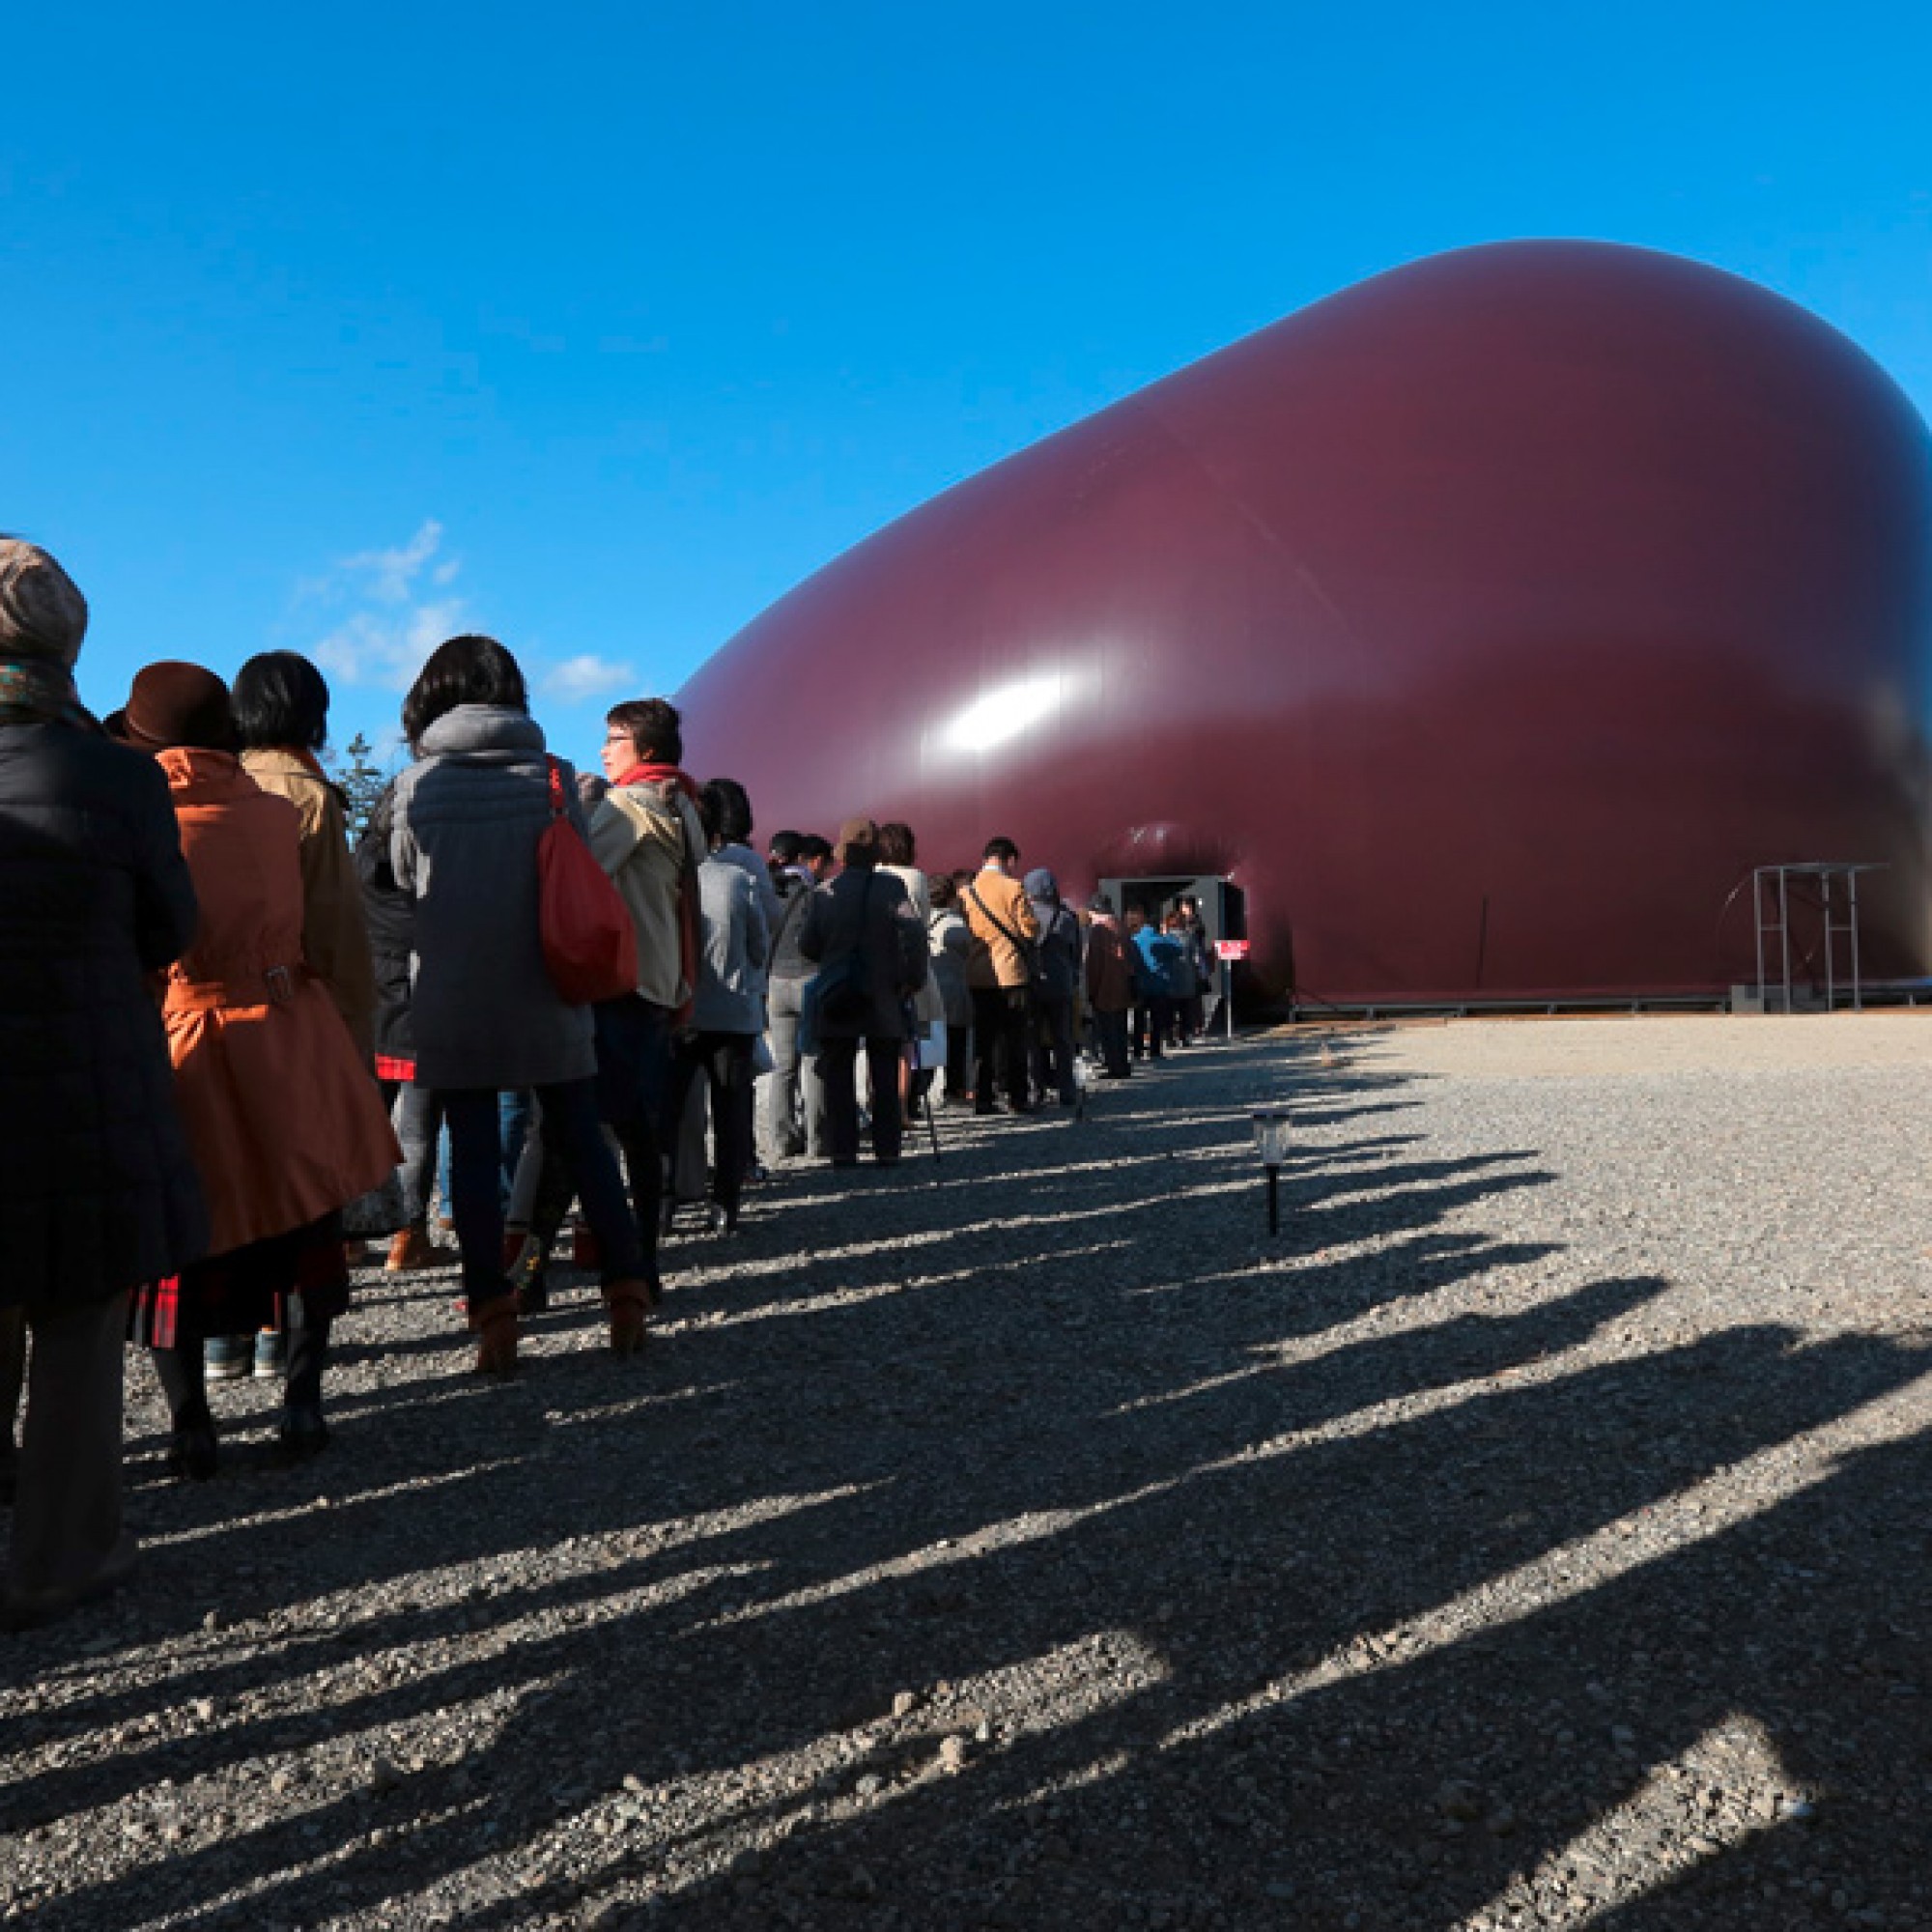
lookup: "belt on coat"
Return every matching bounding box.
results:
[167,963,311,1012]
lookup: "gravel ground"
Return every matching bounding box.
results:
[4,1016,1931,1932]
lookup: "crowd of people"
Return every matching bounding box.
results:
[0,536,1223,1631]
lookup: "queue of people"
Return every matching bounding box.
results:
[0,536,1223,1630]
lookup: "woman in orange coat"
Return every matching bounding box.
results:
[117,663,397,1475]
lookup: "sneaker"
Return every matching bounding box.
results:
[204,1336,250,1382]
[253,1330,287,1379]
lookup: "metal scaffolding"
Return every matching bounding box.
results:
[1752,862,1886,1013]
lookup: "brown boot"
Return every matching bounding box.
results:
[603,1280,651,1357]
[385,1224,448,1272]
[471,1297,519,1376]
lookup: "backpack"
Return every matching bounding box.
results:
[1032,903,1078,1000]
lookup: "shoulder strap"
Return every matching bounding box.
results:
[776,881,810,946]
[967,880,1028,952]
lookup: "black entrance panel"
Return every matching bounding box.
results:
[1099,874,1243,946]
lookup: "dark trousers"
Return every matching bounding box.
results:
[5,1293,127,1602]
[669,1031,757,1220]
[526,999,674,1285]
[154,1292,330,1423]
[437,1089,529,1218]
[444,1079,642,1311]
[972,985,1032,1109]
[1031,995,1078,1104]
[816,1036,903,1164]
[1133,999,1173,1060]
[1094,1008,1131,1077]
[944,1020,974,1102]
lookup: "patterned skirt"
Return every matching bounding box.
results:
[128,1211,351,1351]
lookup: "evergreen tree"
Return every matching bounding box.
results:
[327,732,390,838]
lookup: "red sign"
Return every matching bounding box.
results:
[1215,939,1250,960]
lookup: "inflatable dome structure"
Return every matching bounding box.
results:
[677,242,1932,1005]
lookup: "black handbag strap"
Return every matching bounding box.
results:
[775,879,811,949]
[966,879,1030,954]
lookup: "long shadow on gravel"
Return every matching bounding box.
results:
[6,1036,1928,1932]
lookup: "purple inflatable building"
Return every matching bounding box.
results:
[678,242,1932,1003]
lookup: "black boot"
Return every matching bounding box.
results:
[153,1346,218,1481]
[278,1296,331,1462]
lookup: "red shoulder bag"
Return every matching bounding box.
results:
[537,757,638,1005]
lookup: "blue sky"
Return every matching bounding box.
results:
[6,2,1931,769]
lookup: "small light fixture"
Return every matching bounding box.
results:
[1252,1110,1290,1233]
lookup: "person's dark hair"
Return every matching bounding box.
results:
[768,829,803,867]
[606,696,682,767]
[798,833,833,867]
[706,776,753,845]
[402,636,528,748]
[877,820,917,867]
[928,870,957,909]
[983,835,1020,866]
[696,781,725,846]
[950,866,975,887]
[232,650,330,752]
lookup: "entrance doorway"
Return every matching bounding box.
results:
[1096,874,1245,948]
[1095,874,1248,1036]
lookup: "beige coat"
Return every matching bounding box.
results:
[591,778,707,1009]
[242,747,378,1057]
[961,865,1040,990]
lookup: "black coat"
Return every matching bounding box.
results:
[355,781,415,1066]
[798,865,929,1040]
[0,723,209,1305]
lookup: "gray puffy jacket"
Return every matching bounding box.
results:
[390,705,596,1091]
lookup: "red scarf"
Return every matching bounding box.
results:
[615,760,698,798]
[614,761,701,1022]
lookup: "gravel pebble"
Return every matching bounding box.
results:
[3,1016,1930,1929]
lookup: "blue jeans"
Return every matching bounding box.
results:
[441,1081,641,1311]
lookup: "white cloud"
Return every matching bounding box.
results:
[297,521,468,691]
[291,523,639,708]
[542,653,639,704]
[341,521,447,605]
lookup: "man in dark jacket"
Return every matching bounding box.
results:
[800,818,929,1167]
[1024,867,1083,1105]
[0,539,207,1628]
[1083,895,1135,1078]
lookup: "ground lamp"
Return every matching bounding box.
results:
[1253,1110,1291,1234]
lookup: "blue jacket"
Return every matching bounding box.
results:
[1133,926,1194,1000]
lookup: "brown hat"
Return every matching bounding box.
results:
[120,661,236,753]
[836,815,880,864]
